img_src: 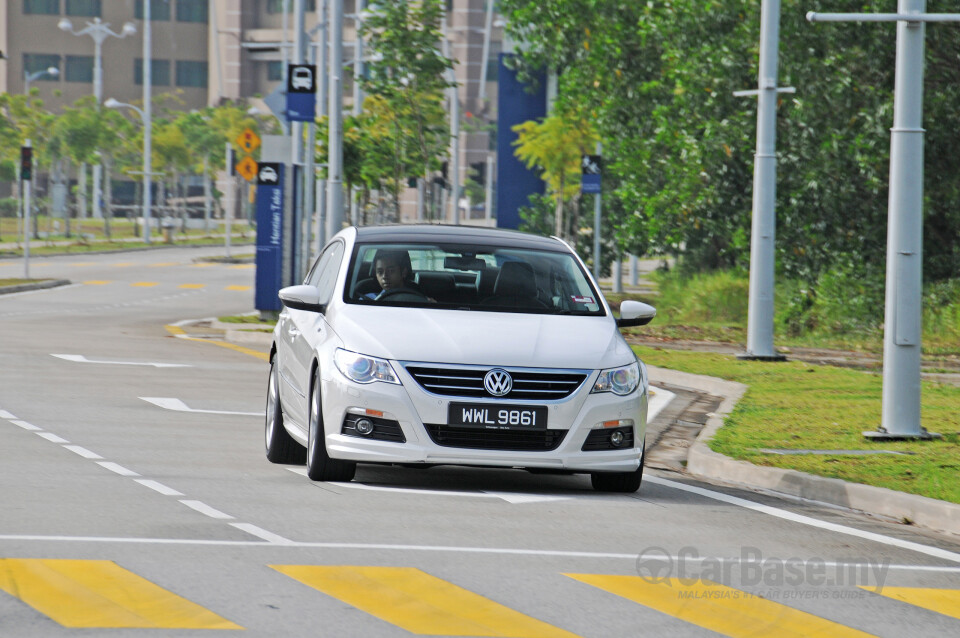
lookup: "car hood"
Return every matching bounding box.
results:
[328,304,635,369]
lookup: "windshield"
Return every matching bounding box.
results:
[343,241,605,316]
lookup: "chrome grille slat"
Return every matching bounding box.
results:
[404,364,588,400]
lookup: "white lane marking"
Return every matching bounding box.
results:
[96,462,140,477]
[52,353,191,368]
[37,432,69,444]
[63,445,103,459]
[140,397,262,417]
[287,469,567,504]
[0,410,16,419]
[647,386,675,422]
[1,532,957,572]
[645,476,960,564]
[11,420,41,431]
[135,479,184,496]
[179,500,234,520]
[230,523,293,545]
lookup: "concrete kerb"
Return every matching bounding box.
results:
[647,365,960,537]
[0,279,72,295]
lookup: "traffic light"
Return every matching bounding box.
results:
[20,146,33,181]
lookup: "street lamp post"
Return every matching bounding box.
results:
[105,99,152,245]
[24,66,59,93]
[59,16,136,222]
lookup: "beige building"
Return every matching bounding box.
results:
[1,0,502,220]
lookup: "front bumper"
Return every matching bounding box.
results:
[320,363,647,473]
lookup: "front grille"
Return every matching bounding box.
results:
[425,425,567,451]
[405,365,588,400]
[582,426,635,451]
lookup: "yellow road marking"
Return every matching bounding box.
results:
[225,285,251,291]
[132,282,159,287]
[862,586,960,621]
[165,324,268,361]
[272,565,579,637]
[229,264,254,270]
[69,262,95,266]
[84,280,112,285]
[192,262,216,267]
[149,262,178,267]
[112,262,133,267]
[179,284,206,289]
[0,559,241,629]
[566,575,874,638]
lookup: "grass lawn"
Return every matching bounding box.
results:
[634,345,960,505]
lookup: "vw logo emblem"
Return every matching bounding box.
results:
[484,369,513,397]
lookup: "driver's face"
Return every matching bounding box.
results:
[375,258,406,290]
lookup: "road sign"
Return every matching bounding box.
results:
[286,64,317,123]
[581,154,601,194]
[235,156,258,182]
[236,128,261,154]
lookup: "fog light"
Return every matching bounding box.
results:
[610,431,625,447]
[355,418,375,436]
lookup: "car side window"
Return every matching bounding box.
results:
[308,241,345,305]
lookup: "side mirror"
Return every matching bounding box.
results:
[278,285,326,313]
[617,300,656,328]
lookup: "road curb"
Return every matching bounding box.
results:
[0,279,72,295]
[649,366,960,537]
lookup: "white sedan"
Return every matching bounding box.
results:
[265,225,656,492]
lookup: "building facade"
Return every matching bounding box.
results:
[1,0,503,222]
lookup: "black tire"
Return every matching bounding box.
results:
[265,358,306,464]
[590,446,645,493]
[306,372,356,482]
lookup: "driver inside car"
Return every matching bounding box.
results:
[374,250,409,297]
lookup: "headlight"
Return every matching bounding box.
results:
[334,349,399,384]
[591,361,641,396]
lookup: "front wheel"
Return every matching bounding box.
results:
[265,358,305,464]
[590,446,644,493]
[306,372,356,482]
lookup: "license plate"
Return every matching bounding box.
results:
[447,403,547,430]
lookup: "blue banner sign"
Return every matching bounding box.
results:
[286,64,316,123]
[581,154,602,194]
[255,162,284,311]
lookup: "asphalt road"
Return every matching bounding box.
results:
[1,247,959,637]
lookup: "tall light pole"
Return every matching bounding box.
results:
[24,66,59,93]
[327,0,345,237]
[105,99,152,245]
[59,16,136,222]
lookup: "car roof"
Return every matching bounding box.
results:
[352,225,569,253]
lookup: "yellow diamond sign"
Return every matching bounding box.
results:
[235,156,258,182]
[236,128,261,154]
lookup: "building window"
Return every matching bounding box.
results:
[266,0,315,13]
[134,58,171,86]
[65,55,94,83]
[135,0,172,20]
[176,60,207,88]
[23,53,61,79]
[175,0,207,23]
[267,61,283,81]
[65,0,101,16]
[24,0,59,14]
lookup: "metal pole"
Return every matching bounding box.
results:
[304,28,317,261]
[143,1,152,244]
[417,178,425,221]
[443,35,460,225]
[592,142,602,282]
[484,154,494,220]
[316,0,329,252]
[92,37,103,220]
[742,0,784,360]
[479,0,494,103]
[326,0,345,236]
[877,0,928,438]
[293,0,306,277]
[225,142,232,257]
[23,139,31,279]
[203,154,211,232]
[612,259,622,293]
[629,254,638,286]
[350,0,364,228]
